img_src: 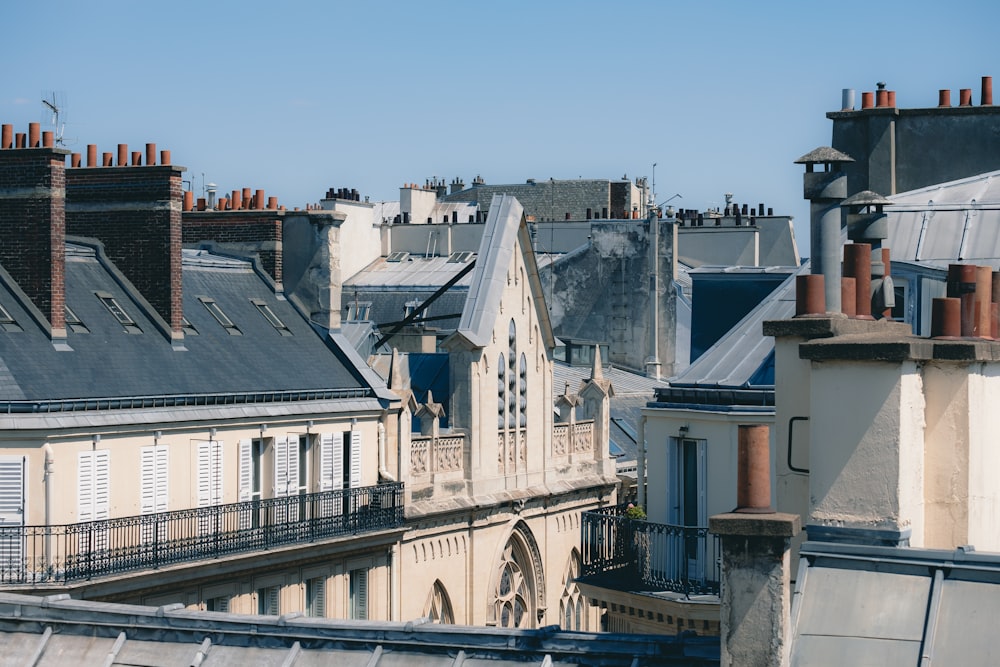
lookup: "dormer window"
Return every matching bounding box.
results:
[252,299,291,336]
[96,292,141,334]
[346,301,372,322]
[199,297,241,336]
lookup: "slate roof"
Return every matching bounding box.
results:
[0,244,374,404]
[0,592,720,667]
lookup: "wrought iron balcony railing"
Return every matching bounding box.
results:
[581,507,721,597]
[0,482,404,585]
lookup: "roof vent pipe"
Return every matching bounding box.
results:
[842,88,855,111]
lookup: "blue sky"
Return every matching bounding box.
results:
[3,1,999,250]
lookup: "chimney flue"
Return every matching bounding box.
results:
[960,88,973,106]
[117,144,128,166]
[983,76,994,106]
[735,424,773,513]
[0,124,11,149]
[939,89,952,107]
[28,122,40,148]
[861,91,874,109]
[145,143,156,166]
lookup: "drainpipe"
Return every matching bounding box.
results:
[637,416,647,509]
[42,443,54,568]
[378,420,396,482]
[645,208,662,380]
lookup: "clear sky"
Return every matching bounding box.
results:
[3,0,999,250]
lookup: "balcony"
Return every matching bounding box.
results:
[581,505,721,597]
[0,482,404,585]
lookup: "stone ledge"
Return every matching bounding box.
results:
[709,512,801,538]
[763,315,910,340]
[799,334,1000,362]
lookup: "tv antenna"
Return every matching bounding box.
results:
[40,91,69,146]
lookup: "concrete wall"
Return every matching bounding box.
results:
[541,219,677,375]
[643,409,774,525]
[830,105,1000,196]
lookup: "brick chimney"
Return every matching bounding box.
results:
[66,146,185,339]
[0,123,70,340]
[182,205,284,289]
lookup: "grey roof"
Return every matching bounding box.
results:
[453,195,555,350]
[668,265,801,389]
[0,592,719,666]
[345,254,478,290]
[0,244,373,404]
[794,146,854,164]
[885,169,1000,269]
[790,541,1000,665]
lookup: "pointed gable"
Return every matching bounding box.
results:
[445,195,555,351]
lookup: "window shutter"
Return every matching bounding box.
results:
[349,430,362,489]
[141,447,168,514]
[259,586,279,616]
[0,457,25,569]
[351,568,368,620]
[0,457,24,526]
[288,436,300,495]
[238,439,252,502]
[331,432,344,491]
[197,441,223,507]
[274,436,289,497]
[307,577,326,617]
[78,450,110,522]
[319,434,334,492]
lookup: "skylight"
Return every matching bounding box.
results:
[199,297,241,336]
[0,303,21,332]
[251,299,291,336]
[96,292,142,334]
[65,305,89,334]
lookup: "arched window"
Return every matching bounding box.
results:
[519,352,527,428]
[494,544,529,628]
[508,321,517,429]
[558,549,587,631]
[497,353,506,429]
[424,580,454,624]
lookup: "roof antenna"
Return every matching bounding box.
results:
[41,91,69,146]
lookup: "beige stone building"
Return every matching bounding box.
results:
[0,132,617,631]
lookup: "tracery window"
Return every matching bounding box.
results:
[497,353,506,429]
[508,320,517,429]
[494,544,529,628]
[519,352,527,428]
[558,550,587,631]
[425,580,454,624]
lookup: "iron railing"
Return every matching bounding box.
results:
[581,507,721,597]
[0,482,404,585]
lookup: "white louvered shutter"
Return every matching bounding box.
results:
[0,457,25,570]
[331,432,344,491]
[197,441,223,507]
[238,439,252,502]
[319,434,334,492]
[274,436,289,497]
[349,431,362,489]
[78,450,110,522]
[140,447,168,514]
[307,577,326,617]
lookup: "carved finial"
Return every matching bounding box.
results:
[591,344,604,382]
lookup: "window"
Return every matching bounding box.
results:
[446,251,474,263]
[181,316,198,335]
[96,292,141,333]
[497,354,506,429]
[349,568,368,620]
[199,297,241,335]
[197,440,223,534]
[78,450,110,552]
[346,301,372,322]
[508,321,517,429]
[386,251,409,262]
[257,585,280,616]
[252,299,291,335]
[306,577,326,618]
[0,456,25,571]
[64,306,88,334]
[274,434,303,522]
[494,544,529,628]
[205,596,230,613]
[140,445,168,542]
[559,551,587,631]
[424,581,454,624]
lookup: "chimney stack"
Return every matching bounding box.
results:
[0,123,70,339]
[66,142,185,340]
[796,147,854,313]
